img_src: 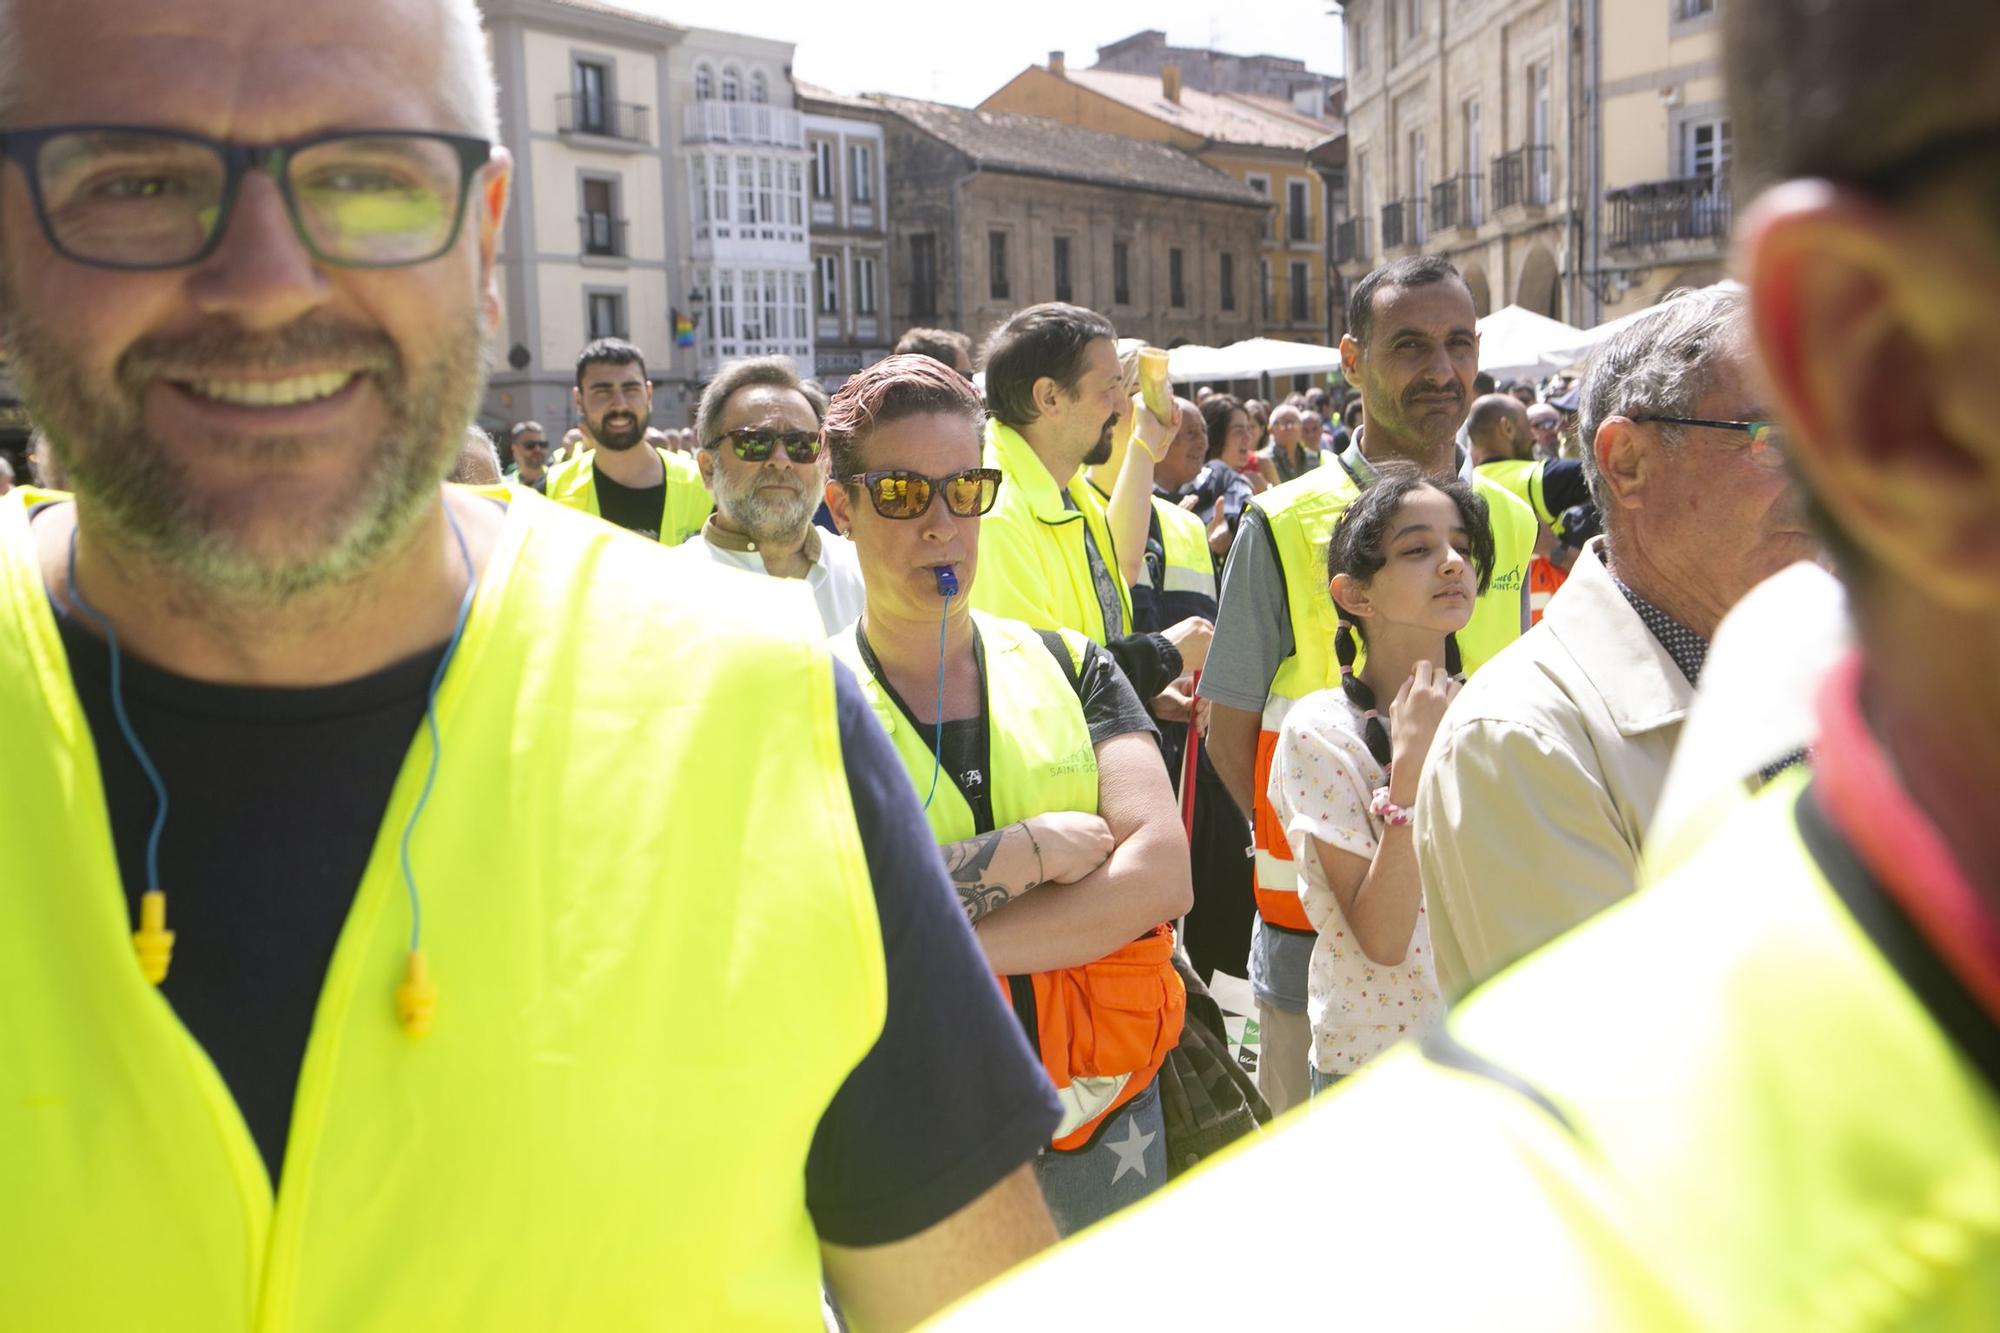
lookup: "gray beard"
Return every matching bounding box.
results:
[718,474,815,546]
[2,280,487,605]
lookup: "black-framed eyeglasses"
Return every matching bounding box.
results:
[1629,415,1787,470]
[841,468,1002,520]
[707,428,823,463]
[0,124,492,271]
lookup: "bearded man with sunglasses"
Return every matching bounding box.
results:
[665,355,865,633]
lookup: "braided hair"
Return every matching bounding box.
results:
[1325,462,1495,770]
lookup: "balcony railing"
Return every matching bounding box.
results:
[682,101,804,149]
[1433,174,1483,231]
[1381,199,1406,249]
[1606,176,1732,250]
[558,94,650,144]
[580,213,627,258]
[1492,146,1554,210]
[1336,217,1368,264]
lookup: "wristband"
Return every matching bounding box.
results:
[1019,820,1046,884]
[1370,786,1414,828]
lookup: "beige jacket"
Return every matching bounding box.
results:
[1416,538,1692,999]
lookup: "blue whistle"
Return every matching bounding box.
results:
[934,566,959,597]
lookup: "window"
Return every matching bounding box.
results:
[792,273,811,344]
[1054,236,1073,303]
[1462,98,1483,223]
[711,154,731,223]
[750,71,768,104]
[1683,117,1732,178]
[1409,128,1427,242]
[910,233,938,316]
[1289,261,1310,322]
[1260,259,1271,320]
[721,66,741,102]
[786,162,804,227]
[989,231,1010,300]
[737,154,755,227]
[573,60,610,134]
[1113,241,1131,306]
[758,158,775,227]
[694,63,714,102]
[1248,174,1271,240]
[1169,247,1185,308]
[1529,61,1553,201]
[1677,0,1715,16]
[1220,253,1236,311]
[762,269,780,345]
[1351,18,1366,73]
[691,157,709,226]
[1287,178,1310,242]
[1408,0,1424,39]
[587,291,626,340]
[817,254,840,314]
[812,140,834,198]
[854,256,878,316]
[717,270,736,339]
[849,144,874,203]
[581,177,618,255]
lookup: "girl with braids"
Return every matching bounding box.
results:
[1267,462,1495,1093]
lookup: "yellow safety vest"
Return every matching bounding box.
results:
[1247,464,1535,931]
[830,611,1183,1150]
[0,490,882,1331]
[1153,497,1217,606]
[1476,457,1558,526]
[542,445,712,546]
[972,421,1133,645]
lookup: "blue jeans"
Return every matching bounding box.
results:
[1033,1078,1168,1236]
[1309,1064,1344,1097]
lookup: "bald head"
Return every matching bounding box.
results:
[1467,393,1533,465]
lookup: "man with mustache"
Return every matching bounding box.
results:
[1197,255,1535,1113]
[664,355,865,634]
[543,337,711,544]
[1419,285,1816,998]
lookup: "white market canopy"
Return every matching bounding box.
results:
[1543,278,1747,368]
[1476,304,1589,379]
[1168,337,1344,384]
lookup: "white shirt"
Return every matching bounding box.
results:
[1270,687,1443,1077]
[663,522,867,635]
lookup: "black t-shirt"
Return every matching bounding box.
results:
[854,621,1157,835]
[592,467,664,540]
[56,598,1058,1244]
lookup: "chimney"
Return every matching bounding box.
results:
[1049,50,1065,77]
[1162,64,1183,104]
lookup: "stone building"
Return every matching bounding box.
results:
[981,56,1345,342]
[798,84,893,392]
[1092,28,1342,117]
[860,96,1268,353]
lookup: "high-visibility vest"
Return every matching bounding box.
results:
[1476,457,1558,526]
[1152,495,1217,624]
[832,610,1184,1151]
[930,771,2000,1329]
[972,420,1133,645]
[1528,555,1567,625]
[542,444,711,546]
[1248,466,1535,932]
[0,490,881,1331]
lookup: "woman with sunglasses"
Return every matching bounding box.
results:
[824,355,1194,1236]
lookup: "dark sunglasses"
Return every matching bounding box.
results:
[710,428,823,463]
[841,468,1002,520]
[1629,416,1787,471]
[517,439,549,450]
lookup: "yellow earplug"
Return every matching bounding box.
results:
[133,889,174,985]
[397,948,438,1037]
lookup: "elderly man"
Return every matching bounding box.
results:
[543,338,711,544]
[662,355,864,633]
[1255,403,1319,487]
[1525,401,1562,459]
[1417,285,1814,997]
[0,1,1068,1326]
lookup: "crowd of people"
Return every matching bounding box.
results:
[4,0,1998,1328]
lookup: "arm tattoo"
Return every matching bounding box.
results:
[945,829,1017,924]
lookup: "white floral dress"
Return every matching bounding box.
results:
[1268,688,1443,1077]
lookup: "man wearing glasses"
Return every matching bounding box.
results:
[502,419,550,493]
[544,336,711,544]
[1414,284,1815,1000]
[0,1,1067,1327]
[665,355,866,633]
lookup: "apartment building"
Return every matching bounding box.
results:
[798,84,893,391]
[1334,0,1732,328]
[862,95,1266,351]
[982,53,1344,341]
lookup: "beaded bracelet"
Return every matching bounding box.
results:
[1370,786,1414,828]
